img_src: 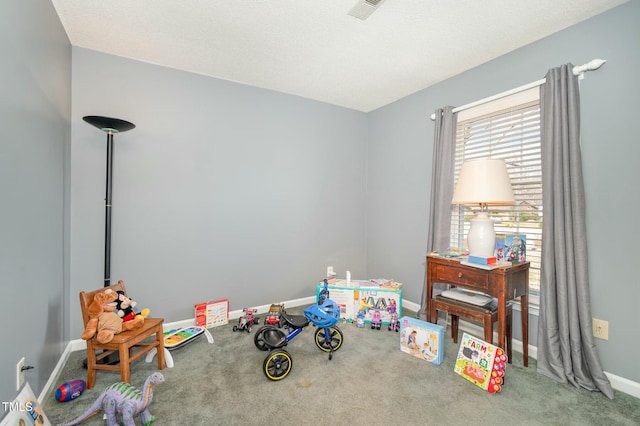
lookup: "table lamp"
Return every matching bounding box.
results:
[451,158,514,257]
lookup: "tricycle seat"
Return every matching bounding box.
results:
[262,327,287,349]
[280,312,309,329]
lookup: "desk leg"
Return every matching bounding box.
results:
[497,297,506,357]
[521,294,528,367]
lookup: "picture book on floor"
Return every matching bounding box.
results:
[194,298,229,328]
[454,332,507,393]
[399,316,444,365]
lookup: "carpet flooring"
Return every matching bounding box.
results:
[43,308,639,425]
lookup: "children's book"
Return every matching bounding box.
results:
[0,382,51,425]
[194,299,229,328]
[454,332,508,393]
[399,316,444,365]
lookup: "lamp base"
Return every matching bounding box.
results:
[467,212,496,258]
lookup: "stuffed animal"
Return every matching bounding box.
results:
[115,290,137,322]
[81,289,144,344]
[115,288,151,323]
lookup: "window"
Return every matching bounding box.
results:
[450,88,542,301]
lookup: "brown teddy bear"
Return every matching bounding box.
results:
[81,288,144,344]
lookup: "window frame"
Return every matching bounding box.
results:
[450,88,542,306]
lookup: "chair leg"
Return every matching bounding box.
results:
[506,308,513,364]
[429,303,437,325]
[155,324,166,369]
[484,316,493,344]
[451,314,459,343]
[86,352,97,389]
[119,343,131,384]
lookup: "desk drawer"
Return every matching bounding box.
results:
[434,265,488,289]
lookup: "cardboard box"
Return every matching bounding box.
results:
[315,280,402,324]
[495,234,526,261]
[399,317,444,364]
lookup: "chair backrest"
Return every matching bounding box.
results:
[79,280,127,327]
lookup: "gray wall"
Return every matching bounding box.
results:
[68,49,369,338]
[0,0,71,409]
[367,1,640,383]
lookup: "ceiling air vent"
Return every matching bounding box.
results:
[348,0,387,21]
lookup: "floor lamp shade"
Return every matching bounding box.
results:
[452,158,514,257]
[83,116,135,286]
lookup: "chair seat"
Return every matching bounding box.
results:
[100,318,164,345]
[433,293,513,363]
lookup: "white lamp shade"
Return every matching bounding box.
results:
[452,158,515,205]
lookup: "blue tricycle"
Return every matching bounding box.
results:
[253,298,343,380]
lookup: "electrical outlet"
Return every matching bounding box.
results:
[592,318,609,340]
[16,357,25,391]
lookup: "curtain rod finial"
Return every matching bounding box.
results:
[573,59,606,75]
[587,59,606,70]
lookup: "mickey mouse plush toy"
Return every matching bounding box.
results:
[115,290,151,322]
[115,291,139,322]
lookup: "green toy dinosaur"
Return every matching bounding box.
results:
[58,372,164,426]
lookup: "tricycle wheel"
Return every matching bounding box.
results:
[263,349,292,381]
[233,325,238,332]
[254,326,270,351]
[315,326,343,353]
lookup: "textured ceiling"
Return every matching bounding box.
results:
[51,0,627,112]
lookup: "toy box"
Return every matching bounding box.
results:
[454,332,508,393]
[399,316,444,365]
[495,234,526,262]
[316,280,402,324]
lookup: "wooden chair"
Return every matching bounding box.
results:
[433,294,513,363]
[79,280,166,389]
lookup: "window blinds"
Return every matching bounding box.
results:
[451,91,542,295]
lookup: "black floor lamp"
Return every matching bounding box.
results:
[83,116,135,287]
[82,116,135,367]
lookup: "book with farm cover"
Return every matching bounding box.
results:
[454,332,508,393]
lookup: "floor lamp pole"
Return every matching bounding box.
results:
[104,131,114,286]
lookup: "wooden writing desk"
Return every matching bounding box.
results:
[425,254,529,367]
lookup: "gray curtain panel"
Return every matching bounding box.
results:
[537,64,614,399]
[418,106,457,320]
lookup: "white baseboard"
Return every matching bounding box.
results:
[402,299,421,313]
[38,343,75,404]
[604,371,640,399]
[41,297,639,401]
